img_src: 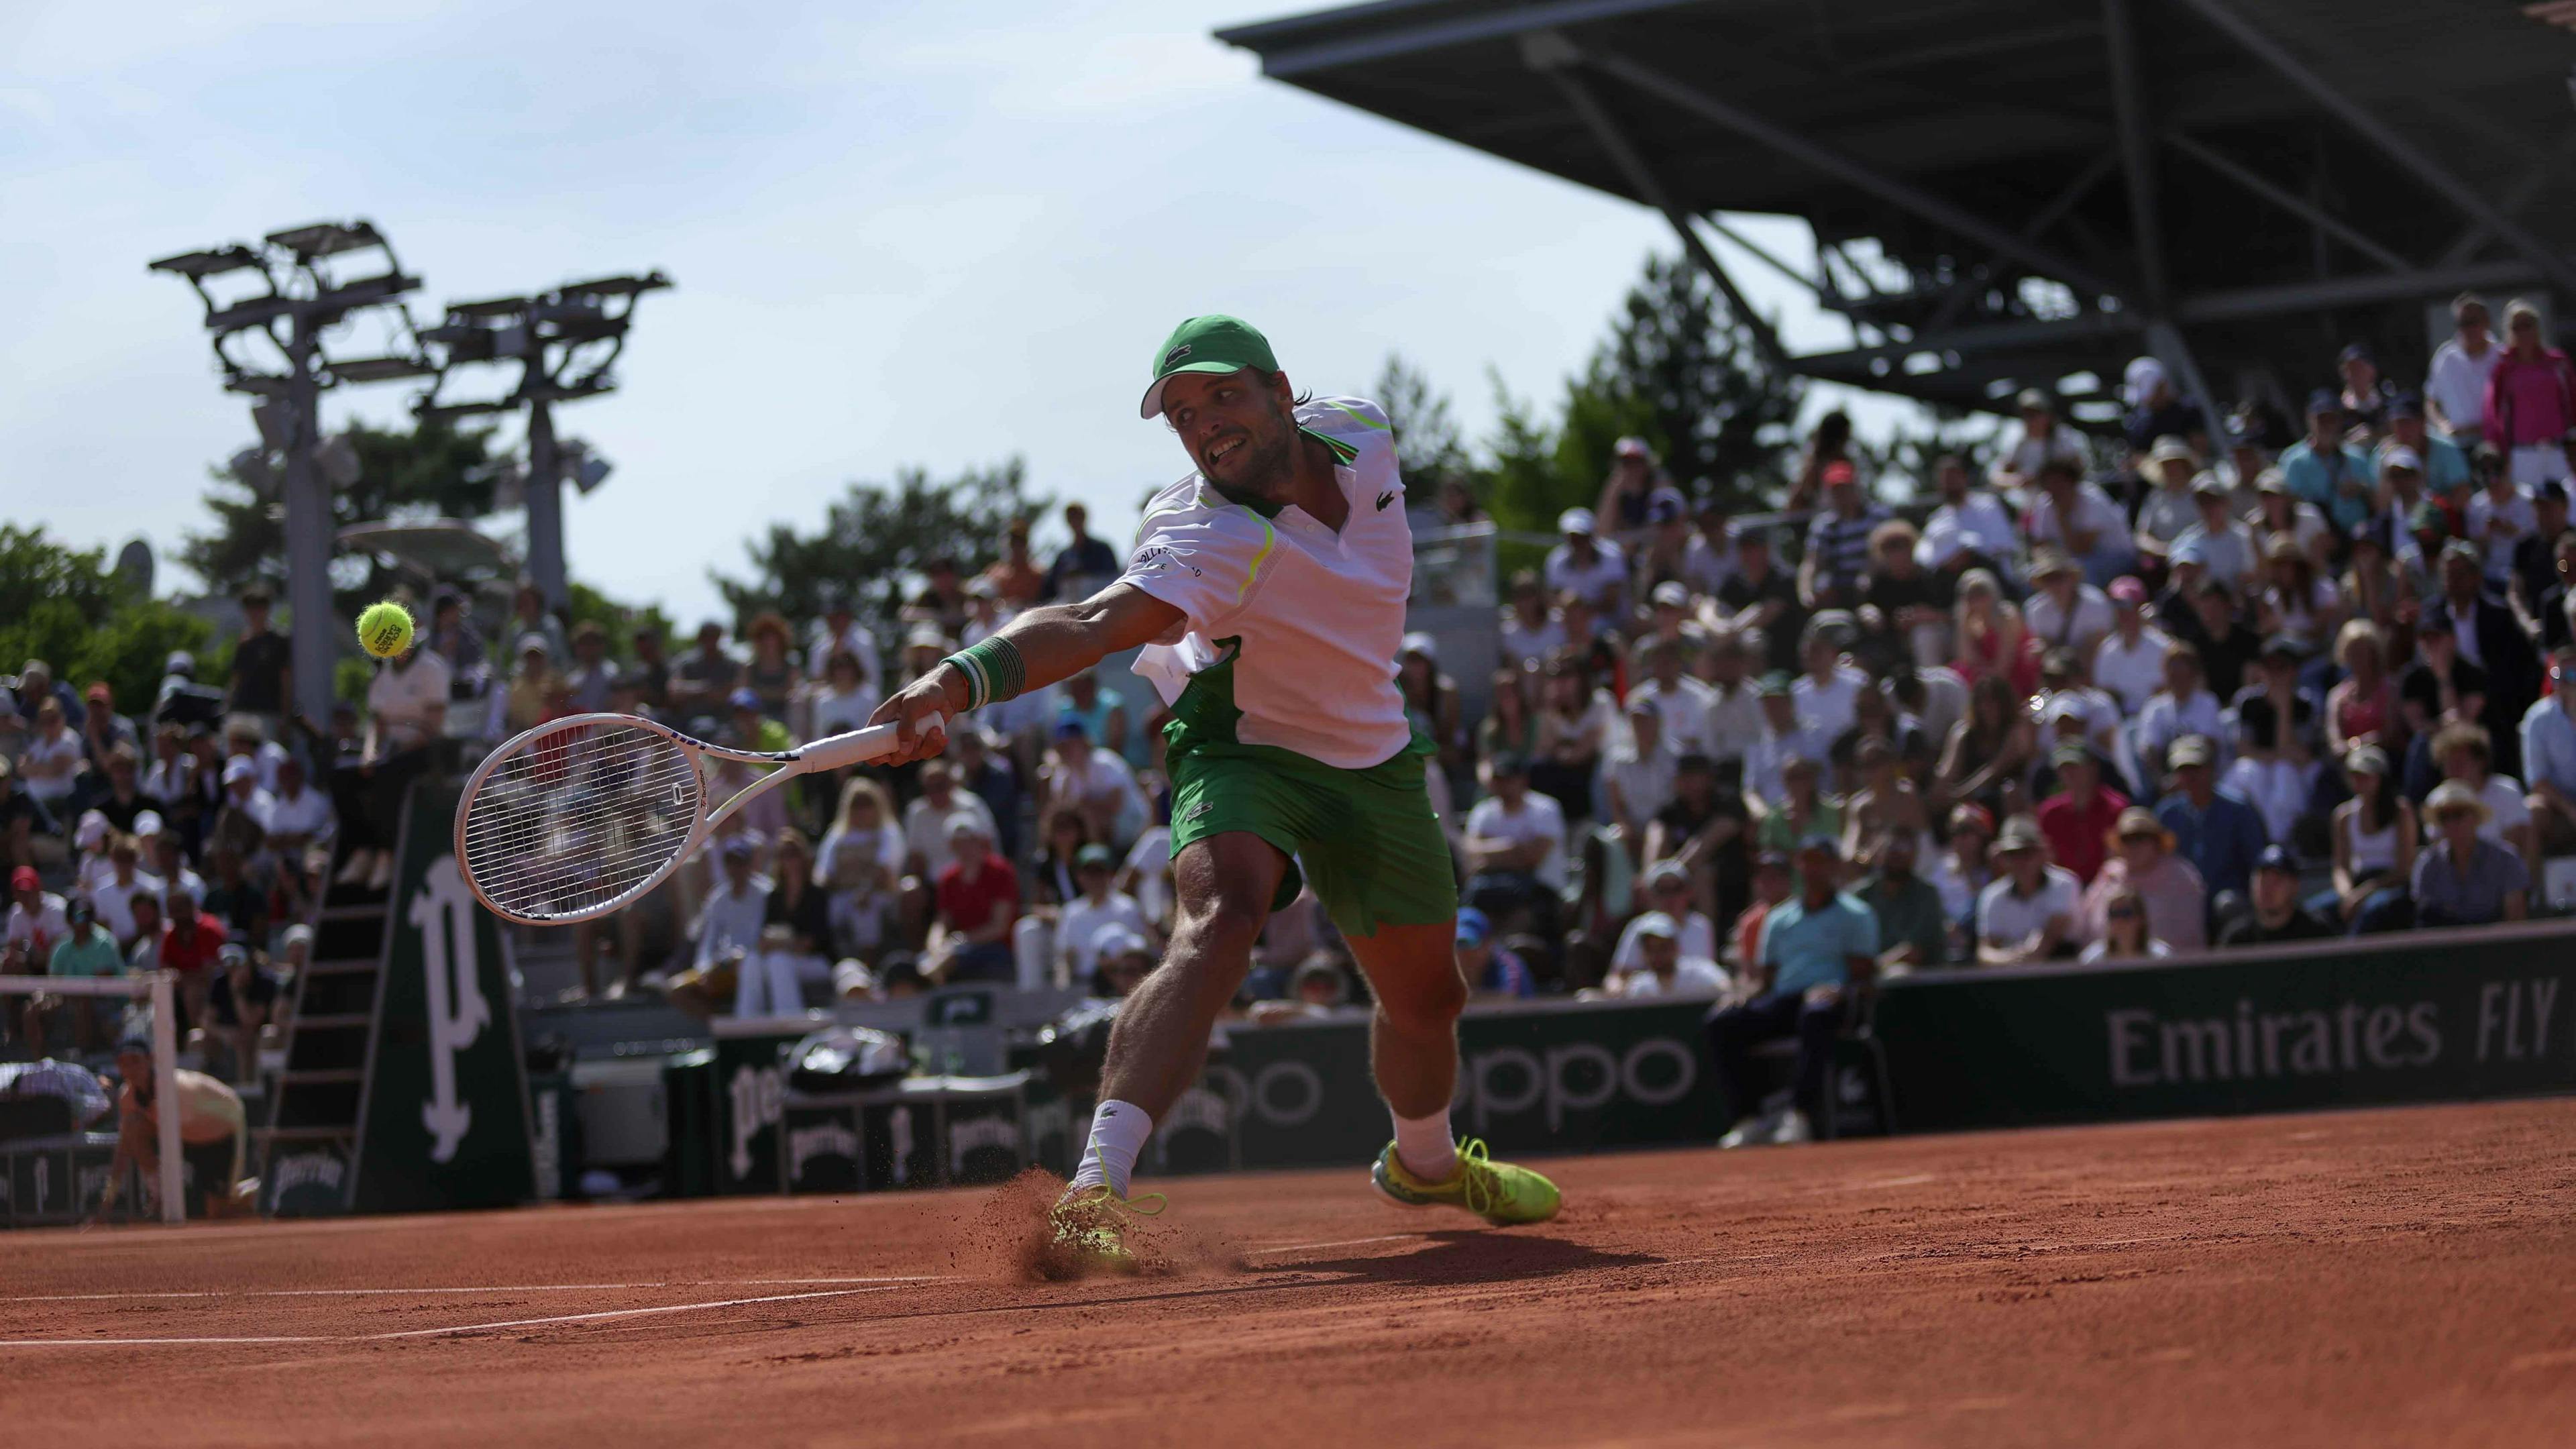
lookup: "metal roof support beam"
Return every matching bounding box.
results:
[2176,259,2546,324]
[2100,0,2167,311]
[1583,46,2127,303]
[1701,215,1832,305]
[2170,0,2576,298]
[1923,149,2121,335]
[2100,0,2220,448]
[1219,0,1700,78]
[1527,34,1792,376]
[2163,131,2410,272]
[1791,311,2145,372]
[2439,123,2576,268]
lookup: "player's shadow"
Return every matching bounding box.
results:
[1260,1229,1652,1287]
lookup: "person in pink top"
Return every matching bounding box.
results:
[2078,807,2208,953]
[2481,298,2576,486]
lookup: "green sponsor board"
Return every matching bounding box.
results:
[1201,998,1723,1170]
[1874,922,2576,1133]
[352,784,537,1213]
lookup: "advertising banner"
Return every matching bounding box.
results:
[1874,922,2576,1132]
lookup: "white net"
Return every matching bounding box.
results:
[458,719,704,923]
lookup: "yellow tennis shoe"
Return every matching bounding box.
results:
[1042,1185,1166,1278]
[1369,1138,1560,1225]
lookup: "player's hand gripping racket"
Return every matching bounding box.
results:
[453,711,931,926]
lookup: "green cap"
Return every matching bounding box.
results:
[1139,315,1278,419]
[1756,670,1794,698]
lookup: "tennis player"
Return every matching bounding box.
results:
[870,316,1558,1267]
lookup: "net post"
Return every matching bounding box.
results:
[149,971,184,1224]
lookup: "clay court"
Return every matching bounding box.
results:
[7,1099,2573,1447]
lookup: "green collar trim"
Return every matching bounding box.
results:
[1302,425,1360,465]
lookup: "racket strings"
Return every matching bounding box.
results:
[459,723,705,921]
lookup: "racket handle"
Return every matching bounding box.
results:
[798,720,928,772]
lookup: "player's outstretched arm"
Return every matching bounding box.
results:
[867,583,1185,763]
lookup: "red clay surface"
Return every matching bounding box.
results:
[5,1099,2575,1447]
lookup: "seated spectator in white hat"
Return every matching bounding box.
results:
[2133,436,2204,560]
[1611,862,1718,975]
[1545,507,1628,612]
[1976,816,2078,965]
[2169,476,2259,592]
[2413,782,2529,927]
[2092,578,2174,715]
[1607,912,1727,999]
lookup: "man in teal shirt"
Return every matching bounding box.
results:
[2281,390,2377,531]
[1706,835,1878,1148]
[32,900,124,1052]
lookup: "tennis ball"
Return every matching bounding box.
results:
[356,600,416,659]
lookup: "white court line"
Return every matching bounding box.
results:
[0,1286,906,1348]
[7,1276,945,1305]
[1242,1233,1422,1256]
[370,1286,894,1339]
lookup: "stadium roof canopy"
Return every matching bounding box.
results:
[1217,0,2576,425]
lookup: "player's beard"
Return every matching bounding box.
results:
[1200,405,1298,509]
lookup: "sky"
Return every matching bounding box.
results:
[2,0,1916,627]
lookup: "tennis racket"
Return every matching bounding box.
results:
[453,710,934,926]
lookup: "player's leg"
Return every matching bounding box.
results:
[1311,749,1558,1225]
[1070,831,1282,1197]
[1342,920,1468,1172]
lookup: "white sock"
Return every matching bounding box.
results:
[1068,1099,1155,1198]
[1391,1106,1458,1182]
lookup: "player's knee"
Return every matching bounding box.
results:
[1377,965,1467,1034]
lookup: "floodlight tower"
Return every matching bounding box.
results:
[150,221,433,725]
[416,271,671,611]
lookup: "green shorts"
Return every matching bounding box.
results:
[1165,733,1459,936]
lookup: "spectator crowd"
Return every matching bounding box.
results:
[13,295,2576,1155]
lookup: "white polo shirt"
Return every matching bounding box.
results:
[1123,396,1416,769]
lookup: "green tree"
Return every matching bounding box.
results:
[1466,250,1805,547]
[0,525,211,714]
[1371,353,1471,483]
[1567,251,1803,509]
[710,460,1051,631]
[180,419,502,619]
